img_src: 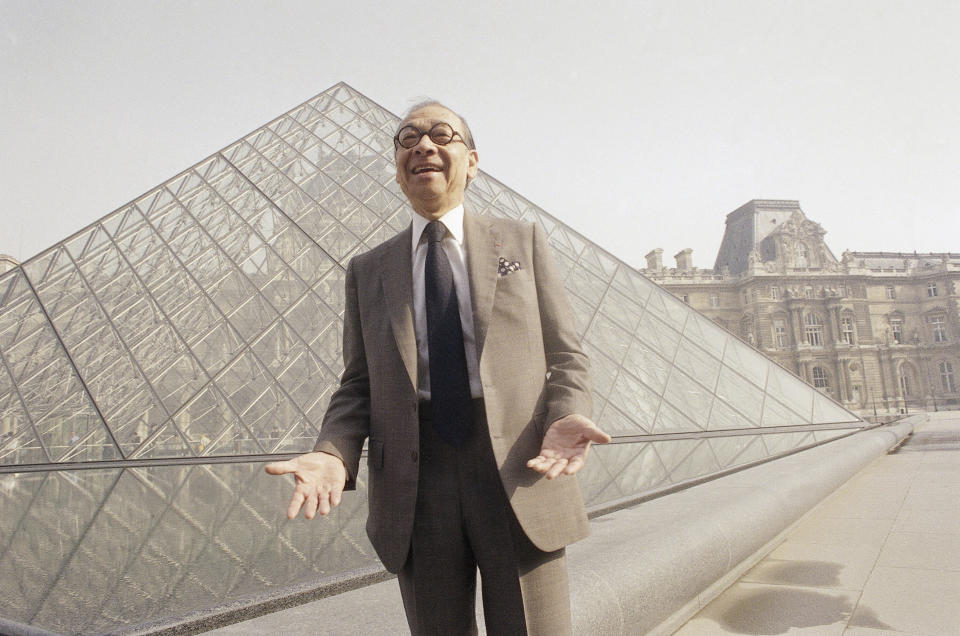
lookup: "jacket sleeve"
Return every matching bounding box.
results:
[531,222,593,432]
[313,257,370,489]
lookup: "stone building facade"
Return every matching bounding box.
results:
[642,200,960,417]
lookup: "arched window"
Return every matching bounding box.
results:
[812,366,830,390]
[940,361,957,393]
[795,242,809,268]
[804,313,824,346]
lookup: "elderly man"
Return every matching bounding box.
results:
[267,101,609,635]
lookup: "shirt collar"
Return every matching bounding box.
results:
[411,203,465,252]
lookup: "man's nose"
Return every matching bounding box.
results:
[411,134,438,153]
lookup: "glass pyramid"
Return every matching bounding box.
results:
[0,82,862,497]
[0,82,866,633]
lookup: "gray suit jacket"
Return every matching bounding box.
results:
[315,211,593,573]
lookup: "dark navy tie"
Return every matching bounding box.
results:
[424,220,472,446]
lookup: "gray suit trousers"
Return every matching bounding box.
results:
[398,401,572,636]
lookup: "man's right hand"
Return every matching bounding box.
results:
[265,451,347,520]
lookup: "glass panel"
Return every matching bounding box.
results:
[651,439,706,482]
[652,399,702,434]
[722,335,770,389]
[564,265,607,307]
[673,339,721,393]
[683,312,729,360]
[762,431,814,456]
[0,382,46,464]
[188,320,245,378]
[0,272,43,350]
[714,366,764,426]
[812,392,861,424]
[610,265,654,308]
[170,386,244,456]
[623,336,670,394]
[276,347,338,413]
[33,382,115,462]
[269,416,321,454]
[643,284,690,328]
[134,419,192,458]
[597,286,644,333]
[636,311,681,363]
[708,434,767,469]
[573,444,618,505]
[664,439,720,483]
[707,394,758,431]
[607,371,659,434]
[662,368,713,426]
[584,313,632,367]
[596,400,649,436]
[581,342,618,399]
[151,352,206,414]
[766,365,814,421]
[587,442,669,505]
[760,395,809,427]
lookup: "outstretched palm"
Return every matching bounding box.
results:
[265,451,347,520]
[527,414,611,479]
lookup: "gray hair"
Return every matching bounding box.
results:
[398,100,476,150]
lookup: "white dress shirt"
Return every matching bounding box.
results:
[411,204,483,400]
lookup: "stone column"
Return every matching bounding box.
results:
[835,358,849,402]
[826,300,841,345]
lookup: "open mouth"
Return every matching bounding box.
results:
[412,165,442,175]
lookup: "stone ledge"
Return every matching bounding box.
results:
[569,418,915,635]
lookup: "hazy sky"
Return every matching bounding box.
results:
[2,0,958,269]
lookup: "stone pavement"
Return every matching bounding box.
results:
[675,411,960,636]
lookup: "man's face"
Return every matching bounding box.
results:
[395,105,479,220]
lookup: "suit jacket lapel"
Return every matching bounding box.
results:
[464,212,500,359]
[380,226,417,392]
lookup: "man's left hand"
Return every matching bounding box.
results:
[526,414,611,479]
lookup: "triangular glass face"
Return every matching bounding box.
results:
[708,434,767,469]
[0,81,863,507]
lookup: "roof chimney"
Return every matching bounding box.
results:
[674,248,693,272]
[645,248,663,271]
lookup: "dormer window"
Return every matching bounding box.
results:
[795,242,809,268]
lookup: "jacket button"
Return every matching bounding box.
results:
[410,451,419,463]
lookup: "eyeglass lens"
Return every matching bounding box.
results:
[396,123,456,148]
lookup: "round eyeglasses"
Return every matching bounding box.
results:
[394,122,466,150]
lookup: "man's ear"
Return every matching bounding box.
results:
[466,149,479,181]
